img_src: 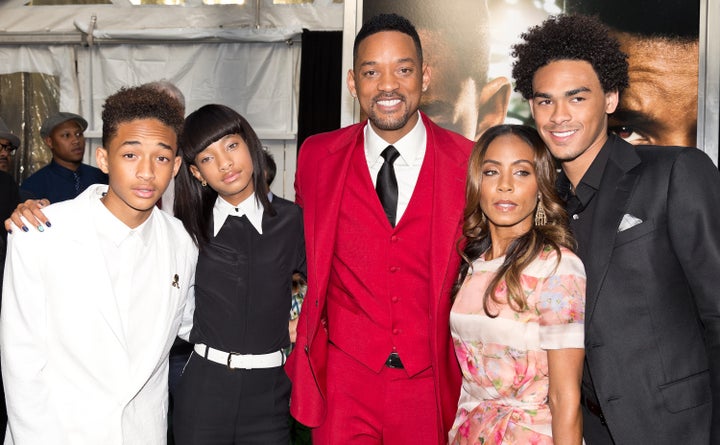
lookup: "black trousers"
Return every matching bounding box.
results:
[173,353,291,445]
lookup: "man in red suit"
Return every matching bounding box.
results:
[285,13,472,444]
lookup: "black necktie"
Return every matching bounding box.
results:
[376,145,400,227]
[73,171,81,194]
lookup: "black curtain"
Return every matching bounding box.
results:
[297,30,343,150]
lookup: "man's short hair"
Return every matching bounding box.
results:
[101,85,184,148]
[511,14,629,100]
[353,13,423,66]
[263,149,276,187]
[144,80,186,114]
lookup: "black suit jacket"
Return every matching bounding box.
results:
[580,135,720,444]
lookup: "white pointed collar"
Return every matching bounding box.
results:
[365,110,426,167]
[212,193,264,236]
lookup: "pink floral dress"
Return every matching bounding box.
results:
[449,246,585,445]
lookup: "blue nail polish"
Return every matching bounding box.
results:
[7,229,12,234]
[46,221,52,228]
[22,226,28,232]
[37,225,45,233]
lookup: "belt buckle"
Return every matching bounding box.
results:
[227,351,240,369]
[385,352,404,369]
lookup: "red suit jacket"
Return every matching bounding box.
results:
[286,113,471,443]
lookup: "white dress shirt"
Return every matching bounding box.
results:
[365,112,427,223]
[212,193,264,236]
[95,197,157,360]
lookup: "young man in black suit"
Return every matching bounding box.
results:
[512,14,720,445]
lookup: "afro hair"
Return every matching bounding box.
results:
[511,14,629,100]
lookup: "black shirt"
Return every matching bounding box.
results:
[557,140,611,261]
[557,137,612,404]
[0,171,19,233]
[0,171,20,302]
[20,160,107,203]
[189,197,306,355]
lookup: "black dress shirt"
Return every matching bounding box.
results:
[557,143,611,261]
[189,197,306,355]
[557,141,611,405]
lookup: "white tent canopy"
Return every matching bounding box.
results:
[0,0,343,198]
[0,1,343,38]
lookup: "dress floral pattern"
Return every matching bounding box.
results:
[449,246,586,445]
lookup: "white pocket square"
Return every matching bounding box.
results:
[618,214,643,232]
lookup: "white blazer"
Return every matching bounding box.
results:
[0,185,197,445]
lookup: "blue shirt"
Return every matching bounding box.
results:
[21,159,108,203]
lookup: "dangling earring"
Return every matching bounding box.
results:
[201,179,207,187]
[535,199,547,226]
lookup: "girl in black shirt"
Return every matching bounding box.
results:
[173,104,306,444]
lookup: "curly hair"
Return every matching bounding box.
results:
[452,125,575,316]
[101,85,184,148]
[511,14,629,100]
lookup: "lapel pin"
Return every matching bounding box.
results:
[172,274,180,288]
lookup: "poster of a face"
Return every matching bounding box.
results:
[564,0,700,147]
[361,0,700,147]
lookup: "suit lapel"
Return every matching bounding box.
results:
[425,118,468,316]
[584,137,641,324]
[309,127,362,336]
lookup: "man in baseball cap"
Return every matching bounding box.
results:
[0,118,20,174]
[21,112,107,203]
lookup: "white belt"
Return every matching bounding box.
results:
[194,343,285,369]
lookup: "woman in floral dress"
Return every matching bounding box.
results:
[449,125,586,445]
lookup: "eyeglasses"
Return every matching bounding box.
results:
[0,143,17,154]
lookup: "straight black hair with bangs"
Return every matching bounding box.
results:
[174,104,274,248]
